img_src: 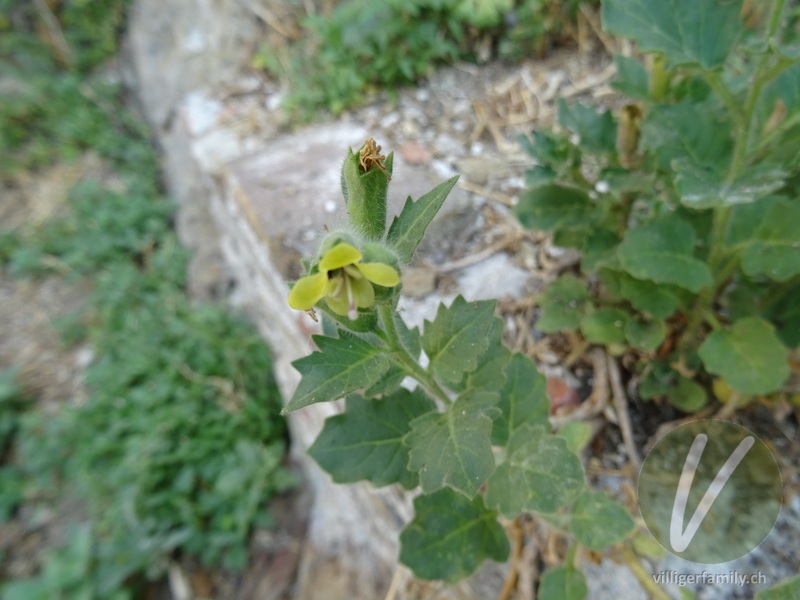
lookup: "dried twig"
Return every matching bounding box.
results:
[607,353,642,475]
[497,518,524,600]
[550,348,609,428]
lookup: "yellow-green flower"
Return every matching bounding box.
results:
[288,243,400,319]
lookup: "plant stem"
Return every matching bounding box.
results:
[619,546,675,600]
[703,70,743,126]
[378,304,451,404]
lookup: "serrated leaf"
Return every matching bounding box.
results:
[571,491,634,550]
[421,296,496,385]
[405,390,497,496]
[698,317,790,394]
[285,334,390,412]
[580,308,628,344]
[308,390,436,488]
[539,565,588,600]
[618,272,680,318]
[514,185,600,231]
[452,317,511,394]
[618,217,712,292]
[741,198,800,281]
[362,365,405,397]
[399,488,509,583]
[491,353,550,446]
[625,317,666,352]
[558,421,593,454]
[387,176,459,263]
[611,54,649,100]
[755,574,800,600]
[557,99,616,154]
[601,0,743,70]
[536,275,590,332]
[641,103,732,171]
[485,425,585,518]
[675,160,786,209]
[670,376,708,412]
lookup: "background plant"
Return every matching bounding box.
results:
[256,0,595,119]
[514,0,800,414]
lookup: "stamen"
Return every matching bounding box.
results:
[345,274,357,320]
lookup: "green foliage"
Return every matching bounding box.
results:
[256,0,593,118]
[538,565,588,600]
[285,143,636,583]
[0,369,30,521]
[755,574,800,600]
[515,0,800,411]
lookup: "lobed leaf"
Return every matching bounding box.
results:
[308,390,435,489]
[284,334,390,412]
[571,491,634,550]
[698,317,790,395]
[514,184,600,232]
[557,99,617,155]
[387,176,459,263]
[421,296,496,385]
[405,390,498,496]
[485,425,585,518]
[491,353,550,446]
[601,0,743,70]
[399,488,509,583]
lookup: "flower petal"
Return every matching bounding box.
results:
[356,262,400,287]
[320,243,362,271]
[352,276,375,308]
[325,289,350,315]
[288,272,328,310]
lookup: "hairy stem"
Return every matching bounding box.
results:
[620,546,675,600]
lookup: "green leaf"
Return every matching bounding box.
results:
[284,334,390,412]
[674,160,786,209]
[580,308,628,344]
[601,0,743,70]
[741,198,800,281]
[514,185,600,232]
[536,275,590,332]
[755,574,800,600]
[618,272,680,318]
[618,216,713,292]
[491,353,550,446]
[539,565,588,600]
[485,425,585,517]
[571,491,634,550]
[669,376,708,412]
[421,296,496,385]
[580,230,620,273]
[453,317,511,394]
[399,488,509,583]
[557,421,593,454]
[308,390,436,489]
[557,99,616,154]
[768,283,800,349]
[387,176,459,263]
[625,317,667,352]
[698,317,790,395]
[724,197,778,248]
[405,390,497,496]
[611,54,649,100]
[641,103,732,171]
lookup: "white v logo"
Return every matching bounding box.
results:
[669,433,755,552]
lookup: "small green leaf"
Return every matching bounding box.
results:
[741,198,800,281]
[491,353,550,446]
[580,308,628,344]
[611,54,649,100]
[405,390,497,496]
[387,176,459,263]
[601,0,743,70]
[558,421,593,454]
[421,296,496,385]
[670,376,708,413]
[399,488,509,583]
[514,185,600,232]
[755,574,800,600]
[625,317,666,352]
[581,230,620,273]
[571,491,634,550]
[485,425,585,517]
[308,390,436,489]
[698,317,790,395]
[285,334,390,412]
[557,99,616,154]
[538,565,588,600]
[675,160,786,209]
[618,217,712,292]
[618,273,680,318]
[536,275,589,332]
